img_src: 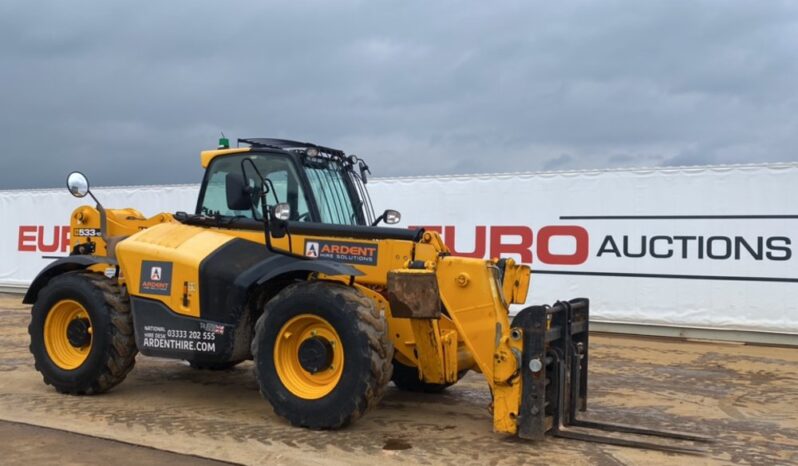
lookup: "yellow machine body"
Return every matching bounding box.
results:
[34,142,530,437]
[69,194,531,435]
[24,141,710,453]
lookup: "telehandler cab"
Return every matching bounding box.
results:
[25,138,709,453]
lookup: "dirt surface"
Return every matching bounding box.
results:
[1,293,797,465]
[0,420,229,465]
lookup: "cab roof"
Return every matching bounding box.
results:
[199,138,346,168]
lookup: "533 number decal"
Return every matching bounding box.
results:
[73,228,102,237]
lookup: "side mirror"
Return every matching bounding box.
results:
[225,172,252,211]
[359,165,369,184]
[383,209,401,224]
[372,209,401,226]
[65,171,107,243]
[66,172,90,198]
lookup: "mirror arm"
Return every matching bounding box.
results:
[240,158,306,259]
[371,212,386,226]
[259,191,276,254]
[239,159,259,219]
[242,158,277,255]
[85,190,109,252]
[95,197,108,246]
[66,173,109,254]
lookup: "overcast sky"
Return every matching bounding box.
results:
[1,1,797,189]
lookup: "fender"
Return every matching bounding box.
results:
[198,238,363,324]
[252,255,363,287]
[23,255,117,304]
[190,239,364,363]
[226,254,365,319]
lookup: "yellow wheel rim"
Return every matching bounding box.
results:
[274,314,344,400]
[43,299,93,370]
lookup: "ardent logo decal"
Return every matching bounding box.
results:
[305,241,320,258]
[140,261,173,295]
[304,239,378,265]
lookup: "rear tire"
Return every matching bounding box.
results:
[252,281,393,429]
[28,271,137,395]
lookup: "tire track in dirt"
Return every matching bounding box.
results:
[1,295,797,465]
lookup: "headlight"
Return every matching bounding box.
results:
[273,203,291,221]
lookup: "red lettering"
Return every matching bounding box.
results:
[490,226,533,263]
[18,226,37,252]
[37,226,60,253]
[537,226,589,265]
[18,225,72,253]
[60,226,71,253]
[444,225,487,258]
[402,224,589,266]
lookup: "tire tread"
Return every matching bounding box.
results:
[28,271,137,395]
[252,281,393,429]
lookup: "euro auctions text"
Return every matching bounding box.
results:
[18,224,792,265]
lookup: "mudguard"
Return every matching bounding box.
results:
[200,239,363,323]
[23,255,117,304]
[133,238,364,364]
[253,254,363,286]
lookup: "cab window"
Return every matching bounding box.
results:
[304,161,360,225]
[198,154,311,221]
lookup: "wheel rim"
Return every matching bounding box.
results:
[43,299,93,370]
[274,314,344,399]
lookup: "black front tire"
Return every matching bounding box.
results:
[28,271,137,395]
[252,281,393,429]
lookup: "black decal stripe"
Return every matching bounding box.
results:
[179,215,423,241]
[131,296,234,362]
[199,238,272,322]
[533,269,798,283]
[560,215,798,220]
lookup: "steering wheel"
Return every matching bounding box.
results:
[296,212,311,222]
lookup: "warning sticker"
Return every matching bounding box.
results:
[304,239,379,265]
[140,261,173,295]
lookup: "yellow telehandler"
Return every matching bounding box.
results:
[25,138,708,453]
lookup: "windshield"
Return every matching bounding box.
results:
[198,154,312,221]
[198,152,374,226]
[304,162,356,225]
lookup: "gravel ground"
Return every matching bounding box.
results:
[1,293,796,465]
[0,419,230,466]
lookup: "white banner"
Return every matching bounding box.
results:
[368,163,798,334]
[0,185,198,288]
[1,163,796,334]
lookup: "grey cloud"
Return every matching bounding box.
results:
[542,154,574,171]
[1,0,797,189]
